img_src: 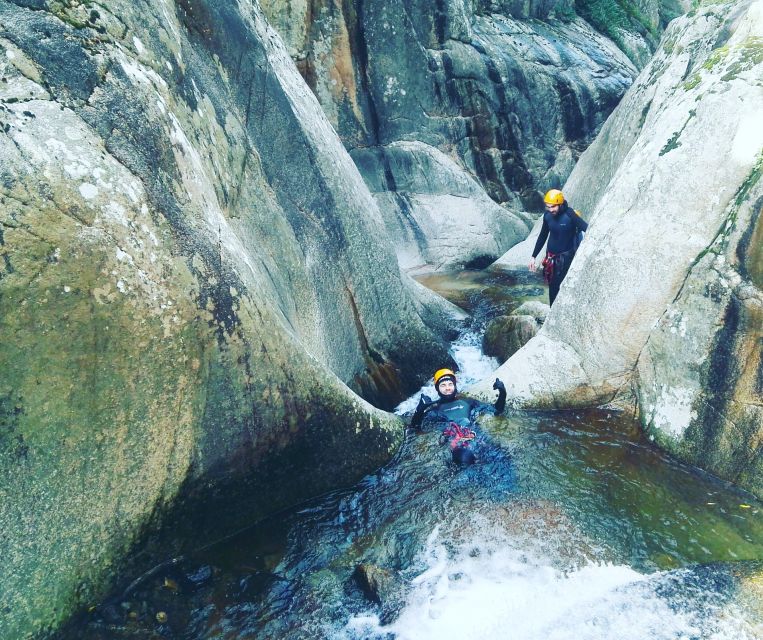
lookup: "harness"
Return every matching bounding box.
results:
[542,248,576,284]
[541,252,557,284]
[440,421,476,450]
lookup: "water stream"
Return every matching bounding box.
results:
[67,270,763,640]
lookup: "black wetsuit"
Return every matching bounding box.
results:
[411,389,506,463]
[532,204,588,305]
[413,396,502,428]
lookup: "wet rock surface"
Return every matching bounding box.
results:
[0,1,456,636]
[354,563,398,605]
[62,406,763,639]
[2,0,760,637]
[353,562,407,622]
[513,300,550,323]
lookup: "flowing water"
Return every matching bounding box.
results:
[67,270,763,640]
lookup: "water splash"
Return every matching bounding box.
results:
[340,520,759,640]
[394,328,499,415]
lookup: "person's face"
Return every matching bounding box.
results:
[437,379,456,396]
[545,203,561,216]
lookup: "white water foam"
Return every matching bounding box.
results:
[395,331,499,415]
[338,523,757,640]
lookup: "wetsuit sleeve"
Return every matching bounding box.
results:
[466,387,506,418]
[411,398,434,429]
[493,387,506,414]
[410,405,426,429]
[532,217,549,258]
[493,378,506,416]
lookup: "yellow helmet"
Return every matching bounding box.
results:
[433,368,456,387]
[544,189,565,205]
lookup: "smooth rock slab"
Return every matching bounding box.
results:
[0,1,452,637]
[471,0,763,497]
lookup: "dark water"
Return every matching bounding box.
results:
[415,268,547,320]
[64,270,763,640]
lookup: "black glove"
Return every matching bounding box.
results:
[492,379,505,391]
[411,394,432,430]
[417,394,432,408]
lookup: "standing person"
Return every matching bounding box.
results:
[410,368,506,464]
[529,189,588,306]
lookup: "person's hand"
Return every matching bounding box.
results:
[492,378,505,392]
[528,257,536,271]
[417,394,432,410]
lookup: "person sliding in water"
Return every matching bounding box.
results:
[410,368,506,465]
[529,189,588,306]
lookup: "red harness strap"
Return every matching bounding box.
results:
[541,252,557,284]
[441,422,476,450]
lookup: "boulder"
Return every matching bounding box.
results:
[483,314,541,361]
[352,141,532,272]
[0,1,452,637]
[513,301,550,324]
[353,563,402,607]
[483,300,548,361]
[471,0,763,497]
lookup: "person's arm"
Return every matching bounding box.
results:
[469,380,506,418]
[529,217,549,270]
[410,394,434,430]
[575,212,588,232]
[493,378,506,414]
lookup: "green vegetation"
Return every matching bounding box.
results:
[576,0,630,49]
[658,0,686,27]
[551,0,579,23]
[637,100,652,129]
[660,130,682,155]
[623,1,660,38]
[732,152,763,220]
[575,0,659,55]
[689,151,763,267]
[702,46,728,71]
[682,74,701,90]
[721,36,763,81]
[684,36,763,91]
[48,0,104,31]
[659,109,696,156]
[555,3,578,23]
